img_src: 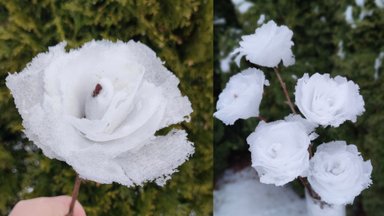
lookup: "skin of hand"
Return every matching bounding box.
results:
[9,196,86,216]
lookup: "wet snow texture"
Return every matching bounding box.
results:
[215,167,307,216]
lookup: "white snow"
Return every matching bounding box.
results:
[359,9,373,20]
[231,0,254,14]
[214,18,226,25]
[257,14,266,25]
[345,6,356,28]
[346,1,372,23]
[220,52,233,73]
[355,0,365,7]
[374,52,384,80]
[337,41,345,59]
[214,167,307,216]
[376,0,384,8]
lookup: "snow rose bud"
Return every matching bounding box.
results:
[232,20,295,68]
[214,68,269,125]
[247,115,317,186]
[295,73,365,127]
[308,141,372,205]
[6,40,194,187]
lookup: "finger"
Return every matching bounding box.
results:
[52,195,87,216]
[9,196,87,216]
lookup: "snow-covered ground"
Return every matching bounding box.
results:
[214,167,307,216]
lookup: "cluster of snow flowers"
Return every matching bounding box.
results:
[215,21,293,125]
[215,19,372,206]
[7,40,194,187]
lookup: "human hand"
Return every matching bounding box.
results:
[9,196,86,216]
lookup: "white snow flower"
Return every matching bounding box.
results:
[214,68,269,125]
[308,141,372,205]
[6,40,194,187]
[247,115,317,186]
[295,73,365,127]
[232,20,295,68]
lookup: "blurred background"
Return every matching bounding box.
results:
[214,0,384,216]
[0,0,212,215]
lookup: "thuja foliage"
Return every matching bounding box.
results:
[214,0,384,215]
[0,0,213,215]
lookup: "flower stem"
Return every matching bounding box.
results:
[65,174,82,216]
[257,115,267,121]
[273,67,322,201]
[273,67,296,114]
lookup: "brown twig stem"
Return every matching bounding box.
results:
[257,115,267,121]
[273,67,297,114]
[273,67,322,201]
[65,174,82,216]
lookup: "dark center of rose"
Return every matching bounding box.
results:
[92,83,102,97]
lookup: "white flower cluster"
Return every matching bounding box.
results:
[7,40,194,187]
[215,20,372,205]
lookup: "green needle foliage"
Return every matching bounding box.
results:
[214,1,384,216]
[0,0,213,215]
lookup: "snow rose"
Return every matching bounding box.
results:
[295,73,365,127]
[247,115,317,186]
[214,68,269,125]
[6,40,194,187]
[308,141,372,205]
[232,20,295,68]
